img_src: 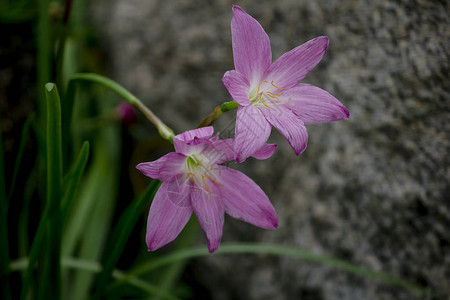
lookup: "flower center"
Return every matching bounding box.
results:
[185,155,222,194]
[249,80,285,108]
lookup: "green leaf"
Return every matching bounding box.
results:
[62,124,119,300]
[121,243,432,297]
[21,83,63,300]
[61,141,90,224]
[38,83,63,300]
[36,0,51,123]
[0,131,11,300]
[93,179,161,298]
[7,115,34,201]
[10,257,180,300]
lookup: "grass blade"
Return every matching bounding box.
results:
[61,141,89,224]
[10,257,180,300]
[38,83,63,300]
[36,0,51,123]
[62,120,120,300]
[0,132,11,300]
[7,115,34,201]
[121,243,432,297]
[93,179,161,298]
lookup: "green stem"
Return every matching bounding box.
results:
[198,101,238,127]
[121,243,431,297]
[66,73,174,141]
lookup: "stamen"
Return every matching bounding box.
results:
[258,95,271,107]
[267,91,284,96]
[201,175,214,193]
[205,174,223,186]
[256,81,268,97]
[271,81,284,90]
[267,92,282,103]
[256,81,270,108]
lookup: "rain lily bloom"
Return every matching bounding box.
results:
[223,6,349,163]
[136,127,278,253]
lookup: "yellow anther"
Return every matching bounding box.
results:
[267,91,284,96]
[205,174,223,186]
[267,92,282,103]
[256,81,268,96]
[255,81,271,108]
[186,173,196,183]
[271,81,284,90]
[201,175,214,193]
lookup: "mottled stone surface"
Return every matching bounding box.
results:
[90,0,449,299]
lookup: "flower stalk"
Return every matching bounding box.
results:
[198,100,238,127]
[66,73,175,141]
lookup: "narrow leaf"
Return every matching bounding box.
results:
[122,243,432,296]
[0,132,11,300]
[61,141,90,224]
[8,115,34,201]
[10,256,179,300]
[93,179,161,298]
[38,83,63,300]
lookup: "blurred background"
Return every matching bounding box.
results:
[1,0,449,299]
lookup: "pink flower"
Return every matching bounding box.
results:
[136,127,278,253]
[223,6,349,163]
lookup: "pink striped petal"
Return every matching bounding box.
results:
[136,152,187,181]
[261,106,308,155]
[231,6,271,85]
[285,84,349,124]
[265,36,329,89]
[173,127,214,156]
[191,182,224,253]
[251,143,277,160]
[217,166,277,229]
[222,70,251,106]
[201,138,234,165]
[146,180,193,251]
[234,105,271,163]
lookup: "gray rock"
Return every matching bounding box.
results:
[90,0,450,299]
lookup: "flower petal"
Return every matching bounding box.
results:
[251,143,277,160]
[284,84,349,124]
[231,6,272,85]
[216,166,278,229]
[173,127,214,156]
[201,138,234,165]
[222,70,251,106]
[234,105,272,163]
[166,175,192,207]
[191,182,224,253]
[265,36,329,89]
[261,106,308,155]
[136,152,187,181]
[146,180,193,251]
